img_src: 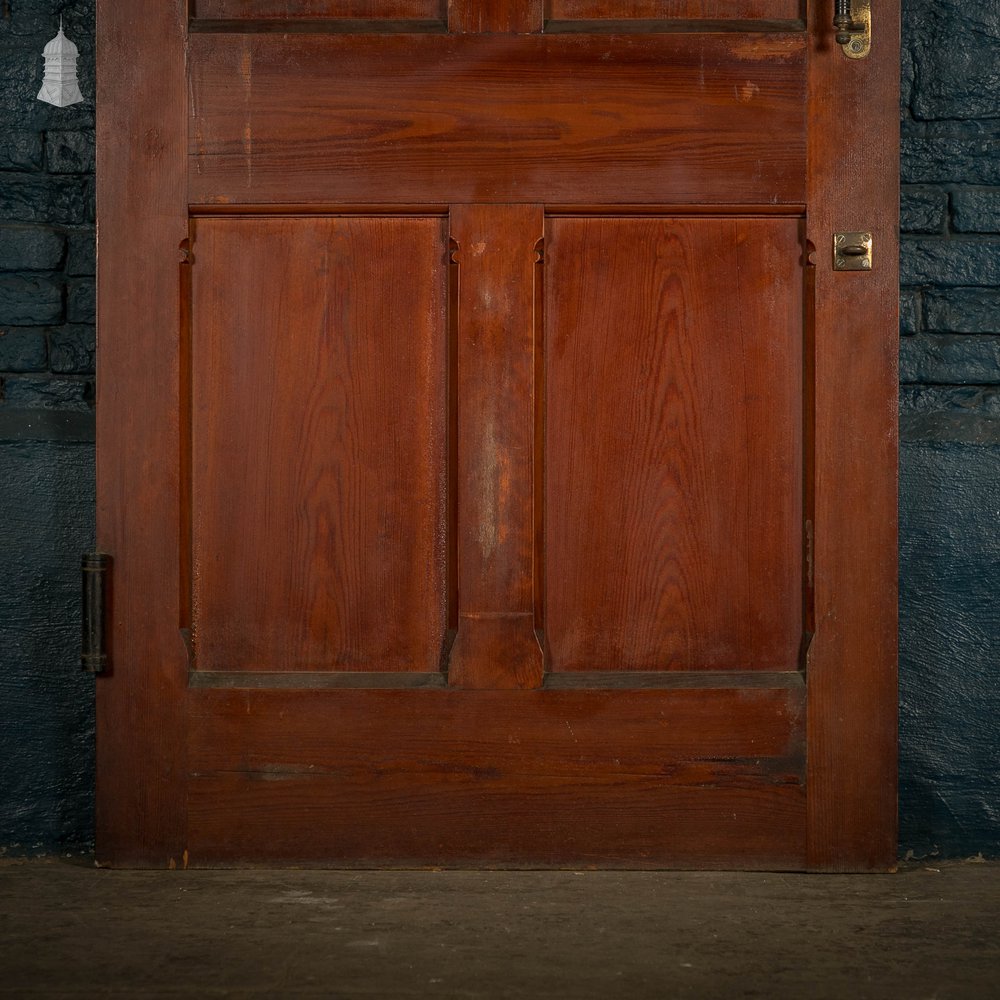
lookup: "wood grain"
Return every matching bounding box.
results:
[194,0,443,18]
[189,773,805,866]
[450,0,543,32]
[190,688,804,781]
[190,217,450,673]
[544,217,803,673]
[447,206,544,689]
[188,33,806,207]
[805,0,899,871]
[191,671,447,688]
[99,0,898,870]
[547,0,800,20]
[95,0,190,867]
[186,686,806,866]
[545,671,803,690]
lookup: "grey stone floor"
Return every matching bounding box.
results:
[1,858,998,998]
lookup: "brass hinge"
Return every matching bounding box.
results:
[835,0,871,59]
[81,552,111,674]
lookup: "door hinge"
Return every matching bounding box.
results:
[81,552,111,674]
[834,0,872,59]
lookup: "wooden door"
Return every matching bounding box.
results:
[96,0,898,869]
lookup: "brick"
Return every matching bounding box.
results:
[900,188,947,234]
[0,175,93,225]
[0,97,93,140]
[952,189,1000,234]
[0,131,43,171]
[48,326,95,375]
[0,50,44,131]
[0,329,47,373]
[899,386,1000,449]
[4,9,67,35]
[901,384,1000,420]
[66,281,95,323]
[925,289,1000,334]
[900,291,922,336]
[900,40,914,117]
[908,1,1000,122]
[1,4,95,41]
[0,276,63,326]
[0,225,65,272]
[64,228,95,277]
[902,138,1000,186]
[900,240,1000,287]
[0,377,92,411]
[900,335,1000,385]
[44,131,95,175]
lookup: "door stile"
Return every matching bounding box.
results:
[805,0,899,870]
[95,0,190,867]
[447,205,546,689]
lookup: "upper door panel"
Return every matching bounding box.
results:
[189,33,805,207]
[193,0,445,19]
[193,0,803,26]
[546,0,802,23]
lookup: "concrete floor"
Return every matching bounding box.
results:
[1,860,998,999]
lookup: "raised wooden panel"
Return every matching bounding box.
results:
[544,217,803,673]
[189,217,449,673]
[186,686,806,866]
[193,0,444,20]
[546,0,801,23]
[189,33,806,207]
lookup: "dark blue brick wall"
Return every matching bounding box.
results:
[0,0,997,858]
[0,0,95,856]
[899,0,1000,859]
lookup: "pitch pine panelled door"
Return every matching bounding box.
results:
[96,0,898,869]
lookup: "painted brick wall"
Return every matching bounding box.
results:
[0,0,95,855]
[0,0,997,856]
[898,0,1000,858]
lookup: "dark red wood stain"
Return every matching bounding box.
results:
[447,205,545,689]
[804,2,900,871]
[547,0,799,19]
[96,0,190,867]
[544,217,803,672]
[97,0,898,870]
[188,33,806,207]
[190,218,449,673]
[195,0,444,19]
[186,686,806,867]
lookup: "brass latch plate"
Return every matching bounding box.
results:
[834,232,873,272]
